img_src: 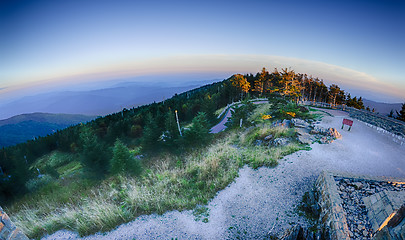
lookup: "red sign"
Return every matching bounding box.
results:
[342,118,353,126]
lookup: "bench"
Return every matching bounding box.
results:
[342,118,353,131]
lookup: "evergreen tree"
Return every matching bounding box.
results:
[396,103,405,122]
[110,139,142,175]
[185,112,211,146]
[388,109,394,118]
[141,113,161,152]
[231,74,250,99]
[79,126,110,177]
[357,97,365,109]
[254,67,269,96]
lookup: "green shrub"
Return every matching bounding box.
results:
[185,112,212,146]
[25,175,53,192]
[111,139,142,176]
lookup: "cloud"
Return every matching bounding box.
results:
[2,54,404,103]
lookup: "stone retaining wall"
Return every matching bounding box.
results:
[315,171,350,240]
[344,107,405,139]
[315,171,405,240]
[0,207,28,240]
[301,101,405,139]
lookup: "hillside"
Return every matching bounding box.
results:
[362,98,402,116]
[0,79,218,120]
[2,68,403,239]
[0,113,95,147]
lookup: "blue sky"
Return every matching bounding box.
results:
[1,0,404,102]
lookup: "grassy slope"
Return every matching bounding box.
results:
[8,102,311,239]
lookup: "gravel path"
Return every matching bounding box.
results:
[210,100,269,133]
[43,108,405,240]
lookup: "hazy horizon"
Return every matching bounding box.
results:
[1,0,404,114]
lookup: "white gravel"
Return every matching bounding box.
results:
[42,108,405,240]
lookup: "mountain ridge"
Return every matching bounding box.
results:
[362,98,402,116]
[0,112,96,147]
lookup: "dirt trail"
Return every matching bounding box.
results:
[210,100,268,133]
[43,108,405,240]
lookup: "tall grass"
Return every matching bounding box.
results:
[9,128,306,239]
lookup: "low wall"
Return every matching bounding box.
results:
[0,207,28,240]
[301,101,405,139]
[344,107,405,138]
[315,171,350,240]
[315,171,405,240]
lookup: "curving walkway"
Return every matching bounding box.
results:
[210,100,268,133]
[43,108,405,240]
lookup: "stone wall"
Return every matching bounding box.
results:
[0,207,28,240]
[301,101,405,140]
[315,171,405,240]
[315,171,350,240]
[344,107,405,138]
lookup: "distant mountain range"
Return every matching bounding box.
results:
[0,113,96,147]
[0,79,219,147]
[0,79,218,120]
[362,99,402,116]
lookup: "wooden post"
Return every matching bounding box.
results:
[175,110,182,136]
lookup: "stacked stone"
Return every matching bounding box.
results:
[0,207,28,240]
[346,107,405,138]
[315,172,350,240]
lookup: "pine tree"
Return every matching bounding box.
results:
[396,103,405,122]
[141,113,161,152]
[110,139,142,175]
[388,109,394,118]
[357,97,365,109]
[231,74,250,99]
[79,126,110,177]
[254,67,269,96]
[185,112,211,146]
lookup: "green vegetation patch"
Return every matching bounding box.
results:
[8,95,315,239]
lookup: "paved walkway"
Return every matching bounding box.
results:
[43,108,405,240]
[210,100,268,133]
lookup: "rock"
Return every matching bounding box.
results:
[282,119,291,128]
[273,138,289,146]
[320,136,332,144]
[291,118,310,128]
[311,126,328,135]
[264,134,273,141]
[351,182,363,190]
[254,140,263,146]
[280,225,302,240]
[362,230,368,237]
[297,134,312,145]
[328,128,342,139]
[357,224,365,231]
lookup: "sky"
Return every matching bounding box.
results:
[1,0,404,103]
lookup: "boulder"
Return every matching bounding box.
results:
[264,134,273,141]
[297,133,312,145]
[273,138,289,146]
[351,182,363,190]
[328,128,342,139]
[282,119,291,128]
[311,126,328,135]
[320,136,332,144]
[291,118,310,128]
